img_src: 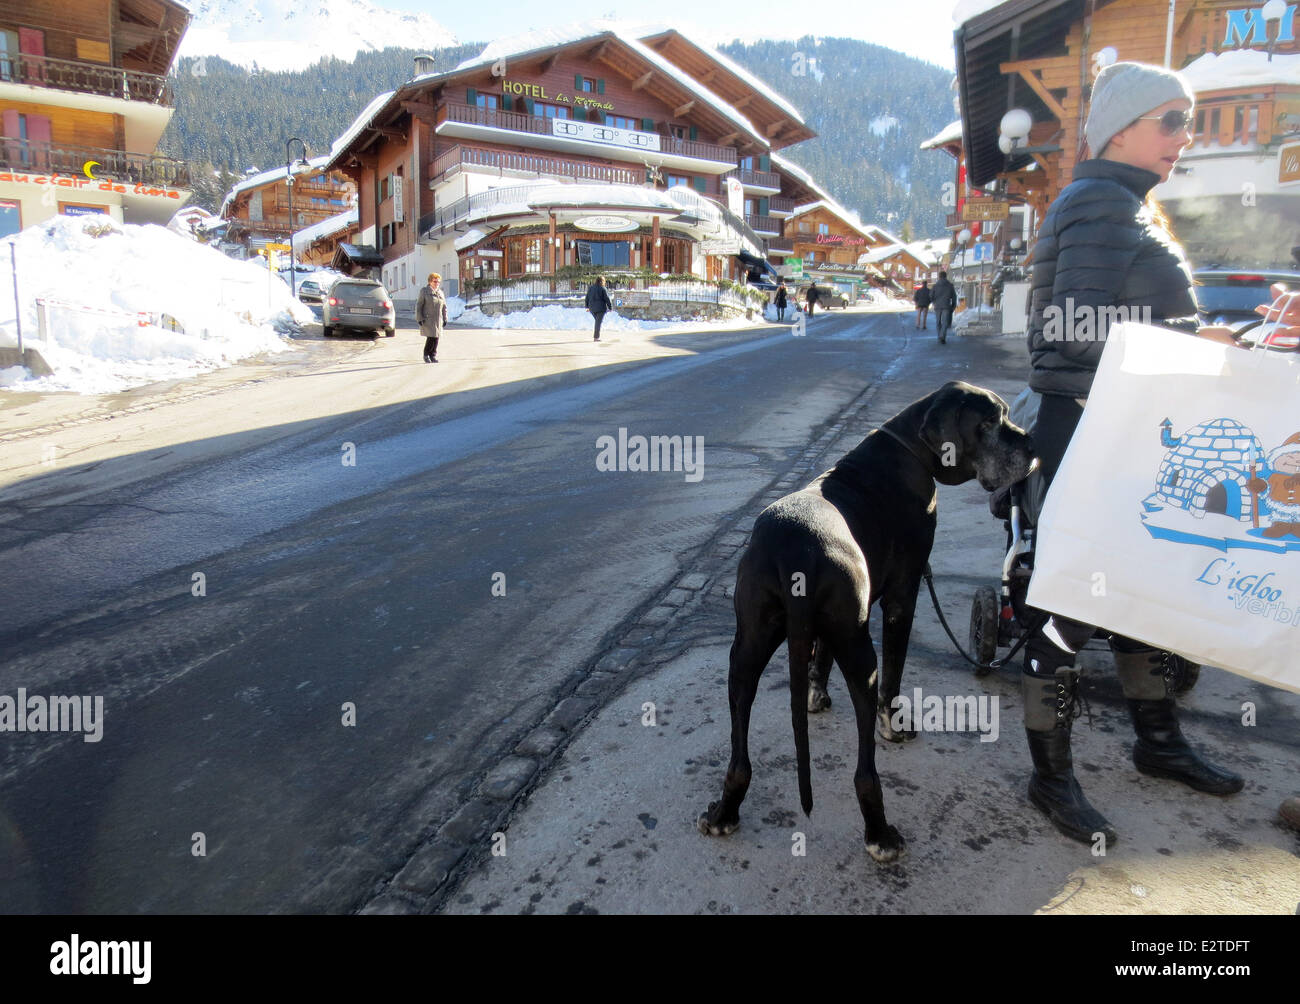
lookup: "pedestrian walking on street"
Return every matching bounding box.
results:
[775,280,788,322]
[416,272,448,363]
[804,283,818,318]
[585,275,613,341]
[913,280,932,329]
[1020,60,1245,848]
[931,271,956,343]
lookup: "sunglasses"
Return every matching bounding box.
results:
[1135,109,1193,135]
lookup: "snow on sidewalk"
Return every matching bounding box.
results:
[0,216,314,395]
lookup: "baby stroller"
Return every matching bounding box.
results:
[966,388,1201,695]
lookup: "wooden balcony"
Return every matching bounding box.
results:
[0,138,189,187]
[725,167,781,190]
[1191,90,1299,149]
[745,213,782,235]
[430,144,641,185]
[0,52,173,106]
[769,195,796,215]
[438,103,738,166]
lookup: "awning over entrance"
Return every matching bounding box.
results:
[332,242,385,276]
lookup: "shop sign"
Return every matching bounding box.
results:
[553,119,660,152]
[784,256,804,277]
[700,239,741,255]
[1280,141,1300,185]
[574,215,638,232]
[60,204,108,216]
[1222,7,1296,48]
[0,172,183,199]
[726,177,743,217]
[814,233,866,246]
[503,80,614,112]
[962,198,1010,222]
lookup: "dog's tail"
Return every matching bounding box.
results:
[787,633,814,816]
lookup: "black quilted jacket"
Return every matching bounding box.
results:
[1026,158,1199,397]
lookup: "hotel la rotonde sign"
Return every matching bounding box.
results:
[502,79,662,153]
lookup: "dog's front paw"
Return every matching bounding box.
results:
[697,801,740,837]
[807,684,832,714]
[876,710,918,743]
[864,825,906,864]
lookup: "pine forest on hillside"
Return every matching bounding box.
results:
[160,37,954,237]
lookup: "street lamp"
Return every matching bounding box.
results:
[1263,0,1287,62]
[285,137,309,297]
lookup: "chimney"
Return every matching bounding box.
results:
[414,54,436,77]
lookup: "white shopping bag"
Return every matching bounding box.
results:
[1027,321,1300,693]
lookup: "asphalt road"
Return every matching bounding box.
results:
[0,305,966,913]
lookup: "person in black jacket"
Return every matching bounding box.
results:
[912,280,932,329]
[585,275,613,341]
[775,280,788,322]
[931,271,956,343]
[1020,61,1244,848]
[804,283,819,317]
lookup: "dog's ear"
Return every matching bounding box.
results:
[918,386,960,455]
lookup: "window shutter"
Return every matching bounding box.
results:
[574,106,587,121]
[640,117,653,132]
[758,154,770,172]
[575,74,583,91]
[597,78,605,94]
[466,87,477,106]
[758,197,769,216]
[501,94,513,112]
[523,98,534,115]
[689,125,698,141]
[692,177,706,193]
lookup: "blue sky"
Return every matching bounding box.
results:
[387,0,965,71]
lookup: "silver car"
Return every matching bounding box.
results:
[322,278,395,337]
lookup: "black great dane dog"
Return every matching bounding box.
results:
[697,381,1036,862]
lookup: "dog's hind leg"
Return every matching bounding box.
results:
[807,637,834,714]
[830,627,906,863]
[876,582,923,743]
[698,620,784,837]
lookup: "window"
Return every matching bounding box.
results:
[609,115,636,131]
[798,221,810,233]
[576,240,630,267]
[533,102,570,119]
[744,198,757,215]
[0,198,21,238]
[666,123,686,140]
[0,30,17,82]
[579,77,596,92]
[818,223,829,235]
[525,238,542,273]
[665,174,690,188]
[739,156,754,171]
[473,93,499,110]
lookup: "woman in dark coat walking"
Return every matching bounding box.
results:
[585,275,613,341]
[1020,61,1244,848]
[416,272,448,363]
[774,280,788,322]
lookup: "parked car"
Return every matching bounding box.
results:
[321,278,395,337]
[1193,268,1297,326]
[805,284,848,309]
[297,279,324,304]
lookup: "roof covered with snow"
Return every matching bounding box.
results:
[219,155,334,215]
[790,199,875,240]
[294,207,359,246]
[769,152,834,205]
[921,119,964,151]
[953,0,1012,25]
[328,89,398,163]
[1180,50,1300,91]
[525,183,680,211]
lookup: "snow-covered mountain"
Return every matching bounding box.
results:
[178,0,459,72]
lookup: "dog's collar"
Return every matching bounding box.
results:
[872,425,933,471]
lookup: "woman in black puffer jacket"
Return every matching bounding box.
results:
[1020,61,1244,849]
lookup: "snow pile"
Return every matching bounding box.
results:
[1180,50,1300,91]
[0,215,314,394]
[454,304,742,332]
[952,304,996,329]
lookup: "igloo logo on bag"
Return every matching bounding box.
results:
[1140,416,1300,552]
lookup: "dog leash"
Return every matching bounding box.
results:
[921,563,1046,673]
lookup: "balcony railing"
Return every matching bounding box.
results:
[725,167,781,189]
[765,238,794,254]
[0,52,173,107]
[227,211,352,234]
[438,103,738,166]
[745,213,782,235]
[769,195,795,215]
[430,144,640,185]
[0,138,189,188]
[419,181,555,239]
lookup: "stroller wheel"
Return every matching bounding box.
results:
[969,585,1000,675]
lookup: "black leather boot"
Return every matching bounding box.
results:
[1111,644,1244,795]
[1023,671,1118,846]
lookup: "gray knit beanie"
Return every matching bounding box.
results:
[1085,61,1196,157]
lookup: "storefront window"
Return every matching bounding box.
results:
[576,240,630,268]
[524,238,543,273]
[0,199,20,239]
